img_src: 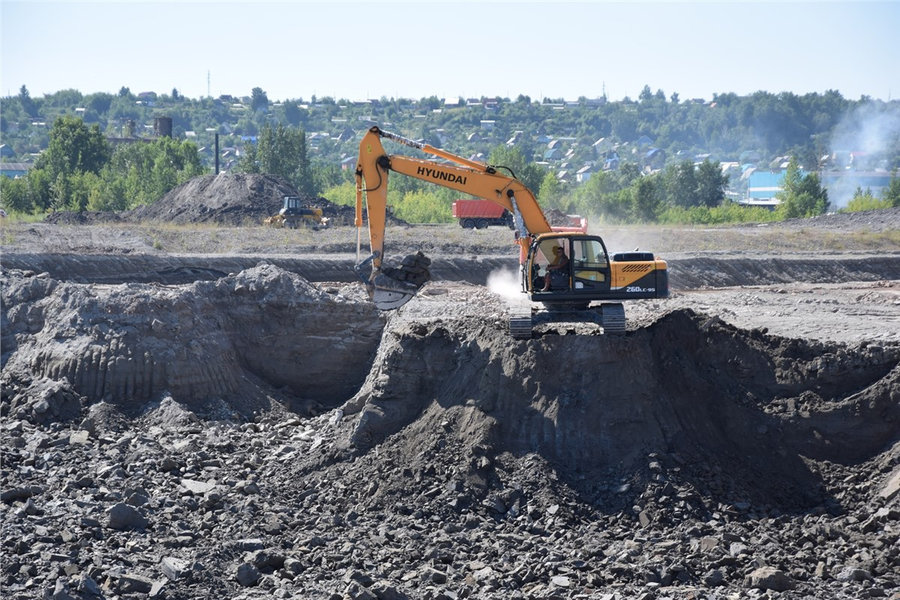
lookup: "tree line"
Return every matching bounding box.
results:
[4,85,898,175]
[2,95,898,222]
[1,116,204,213]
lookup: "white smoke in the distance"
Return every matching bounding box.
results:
[827,102,900,208]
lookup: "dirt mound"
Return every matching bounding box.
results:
[0,265,383,421]
[124,173,300,225]
[44,210,124,225]
[338,307,899,511]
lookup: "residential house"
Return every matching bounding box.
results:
[0,163,31,178]
[506,131,524,146]
[336,127,355,143]
[741,170,789,207]
[644,148,665,170]
[576,164,596,183]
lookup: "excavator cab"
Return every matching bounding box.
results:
[525,234,612,304]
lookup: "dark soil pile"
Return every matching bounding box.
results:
[125,174,302,226]
[43,211,123,225]
[2,265,898,599]
[42,173,405,228]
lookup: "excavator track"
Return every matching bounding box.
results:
[600,303,626,334]
[510,302,627,338]
[508,309,534,339]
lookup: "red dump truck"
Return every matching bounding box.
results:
[451,199,513,229]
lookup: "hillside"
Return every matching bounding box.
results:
[3,89,898,192]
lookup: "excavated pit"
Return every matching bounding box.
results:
[5,192,900,597]
[2,261,899,599]
[3,265,897,504]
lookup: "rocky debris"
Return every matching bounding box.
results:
[2,268,898,598]
[2,206,897,600]
[379,251,433,288]
[745,566,794,591]
[107,502,149,531]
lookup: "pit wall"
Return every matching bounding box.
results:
[344,310,900,506]
[3,253,898,289]
[1,265,384,421]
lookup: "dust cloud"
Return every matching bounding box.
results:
[486,267,526,304]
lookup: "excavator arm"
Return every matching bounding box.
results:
[355,126,556,309]
[356,126,554,262]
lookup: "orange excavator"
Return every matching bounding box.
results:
[354,126,668,337]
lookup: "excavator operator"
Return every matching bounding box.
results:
[541,245,570,292]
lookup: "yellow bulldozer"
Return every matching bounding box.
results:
[264,196,329,230]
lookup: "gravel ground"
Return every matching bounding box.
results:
[1,205,899,600]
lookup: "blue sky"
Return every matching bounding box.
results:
[2,0,898,102]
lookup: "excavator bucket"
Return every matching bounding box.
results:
[372,274,419,310]
[357,251,432,311]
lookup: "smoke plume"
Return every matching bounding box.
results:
[827,102,900,208]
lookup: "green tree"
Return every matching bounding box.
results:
[238,123,313,195]
[312,163,349,193]
[321,181,357,208]
[883,171,900,207]
[573,170,630,222]
[695,159,729,208]
[36,116,111,180]
[630,174,664,222]
[537,172,565,210]
[250,87,269,112]
[283,101,307,127]
[92,137,205,210]
[664,160,697,208]
[844,186,886,212]
[87,92,114,115]
[0,176,32,212]
[18,85,38,117]
[488,145,545,195]
[394,189,452,223]
[776,157,829,219]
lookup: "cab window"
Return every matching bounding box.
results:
[572,239,608,284]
